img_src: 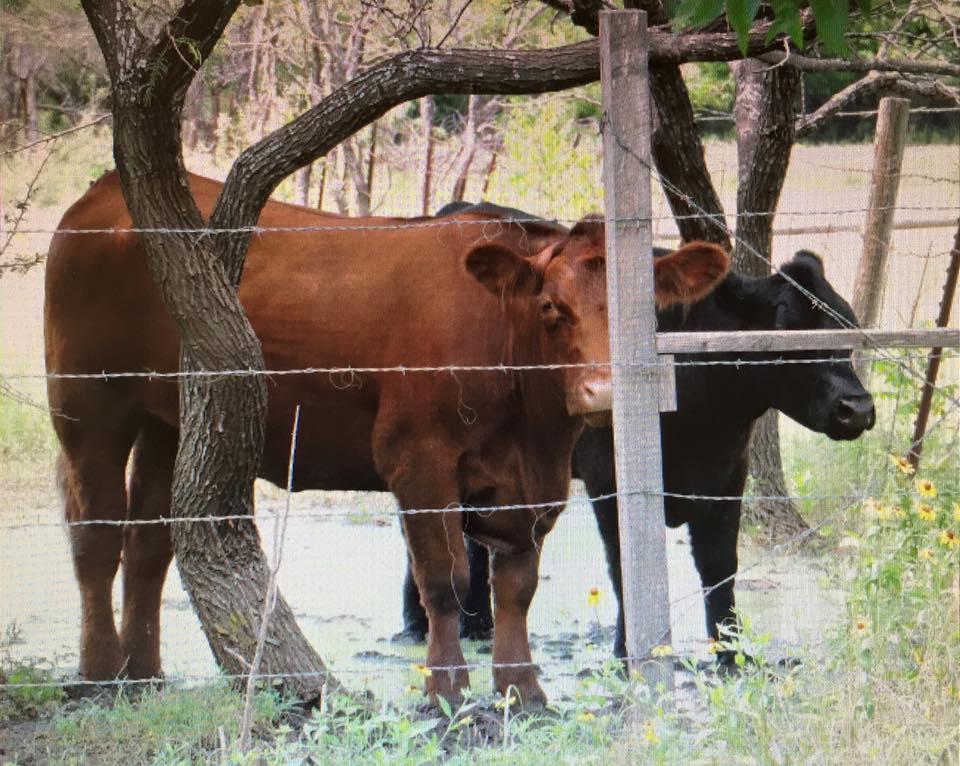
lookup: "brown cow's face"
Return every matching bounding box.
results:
[464,221,612,420]
[539,228,612,420]
[465,220,730,422]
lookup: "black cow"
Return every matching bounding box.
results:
[396,205,875,664]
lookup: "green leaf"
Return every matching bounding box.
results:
[726,0,762,53]
[765,0,805,48]
[436,695,453,719]
[674,0,725,30]
[857,0,871,12]
[810,0,850,54]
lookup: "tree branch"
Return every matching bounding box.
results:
[796,71,960,138]
[209,23,802,280]
[144,0,241,101]
[758,50,960,77]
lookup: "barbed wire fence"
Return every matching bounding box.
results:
[0,15,958,722]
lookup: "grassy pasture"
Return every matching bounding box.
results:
[0,125,958,763]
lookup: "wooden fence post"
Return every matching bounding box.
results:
[600,9,673,690]
[852,96,910,375]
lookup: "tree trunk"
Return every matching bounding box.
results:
[451,95,479,202]
[731,59,810,542]
[12,43,39,142]
[295,164,312,206]
[81,0,336,706]
[419,95,436,214]
[366,121,378,206]
[343,135,370,216]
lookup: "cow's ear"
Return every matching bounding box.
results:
[653,241,729,308]
[782,250,826,286]
[465,244,540,296]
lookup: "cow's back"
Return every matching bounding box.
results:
[45,172,529,490]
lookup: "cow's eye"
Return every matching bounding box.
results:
[541,299,564,329]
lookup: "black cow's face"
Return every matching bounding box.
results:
[765,251,875,440]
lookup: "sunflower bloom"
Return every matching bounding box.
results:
[410,663,432,678]
[916,503,938,523]
[938,530,959,550]
[918,548,934,560]
[650,644,673,658]
[587,587,601,608]
[576,711,596,723]
[890,454,915,475]
[915,478,937,498]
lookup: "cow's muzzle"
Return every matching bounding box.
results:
[567,373,612,419]
[828,393,876,439]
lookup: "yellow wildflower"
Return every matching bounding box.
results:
[587,587,601,608]
[876,504,898,521]
[853,616,871,636]
[916,503,937,523]
[890,454,915,475]
[410,663,432,678]
[458,715,474,727]
[650,644,674,658]
[915,478,937,498]
[707,639,719,655]
[642,722,660,746]
[918,548,934,560]
[576,711,596,723]
[938,530,959,550]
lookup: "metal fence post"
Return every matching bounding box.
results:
[599,9,673,690]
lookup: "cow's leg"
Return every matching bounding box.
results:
[460,538,493,640]
[401,507,471,704]
[490,546,546,708]
[394,552,429,643]
[119,419,176,679]
[573,427,626,658]
[590,495,626,659]
[687,499,742,665]
[396,537,491,644]
[56,423,137,681]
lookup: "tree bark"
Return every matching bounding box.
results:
[419,95,436,215]
[731,59,810,542]
[80,0,336,705]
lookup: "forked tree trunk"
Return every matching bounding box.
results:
[731,58,810,542]
[81,0,336,706]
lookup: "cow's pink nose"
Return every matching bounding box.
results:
[569,375,612,415]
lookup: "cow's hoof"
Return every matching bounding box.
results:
[391,627,427,645]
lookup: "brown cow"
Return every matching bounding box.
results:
[45,171,728,707]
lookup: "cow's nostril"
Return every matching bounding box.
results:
[836,397,875,429]
[836,401,855,423]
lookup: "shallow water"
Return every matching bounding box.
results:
[0,479,843,702]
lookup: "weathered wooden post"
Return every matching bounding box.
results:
[852,96,910,376]
[599,9,673,690]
